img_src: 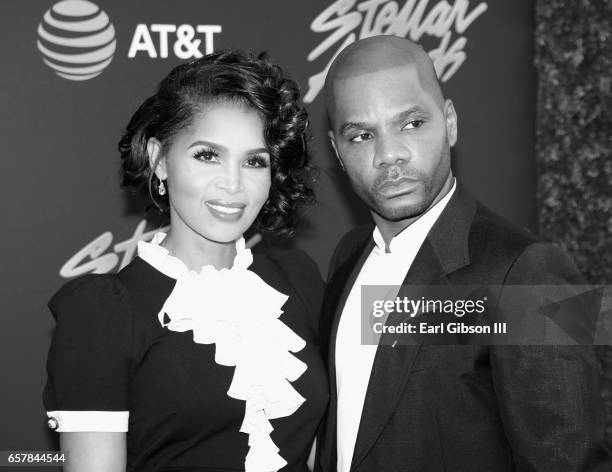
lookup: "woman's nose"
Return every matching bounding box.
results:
[217,164,243,194]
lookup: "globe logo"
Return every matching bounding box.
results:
[36,0,116,81]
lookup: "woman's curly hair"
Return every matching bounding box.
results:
[118,50,314,237]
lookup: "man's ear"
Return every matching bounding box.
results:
[328,130,345,172]
[444,99,458,147]
[147,138,167,179]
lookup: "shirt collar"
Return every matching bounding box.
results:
[137,232,253,279]
[373,178,457,255]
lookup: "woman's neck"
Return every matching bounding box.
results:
[161,228,238,271]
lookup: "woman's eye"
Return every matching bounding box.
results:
[193,149,219,162]
[350,132,373,143]
[244,155,270,168]
[402,120,424,130]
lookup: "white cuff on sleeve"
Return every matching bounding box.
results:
[46,410,129,432]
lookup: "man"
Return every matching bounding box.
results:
[317,35,610,471]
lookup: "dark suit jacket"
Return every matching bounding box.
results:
[317,185,611,471]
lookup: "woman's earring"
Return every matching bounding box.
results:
[158,178,166,196]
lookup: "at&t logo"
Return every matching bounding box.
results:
[36,0,116,81]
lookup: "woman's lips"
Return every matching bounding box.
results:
[205,200,246,220]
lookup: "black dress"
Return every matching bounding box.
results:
[43,244,328,472]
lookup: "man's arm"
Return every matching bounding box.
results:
[491,242,611,471]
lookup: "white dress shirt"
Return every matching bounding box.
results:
[335,180,456,472]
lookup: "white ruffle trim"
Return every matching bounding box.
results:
[138,233,307,472]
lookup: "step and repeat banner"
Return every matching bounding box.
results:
[0,0,535,450]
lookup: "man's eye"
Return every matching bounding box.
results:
[402,120,424,130]
[193,149,219,162]
[244,155,270,168]
[350,132,373,143]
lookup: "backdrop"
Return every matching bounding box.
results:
[0,0,537,452]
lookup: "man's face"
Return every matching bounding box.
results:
[329,64,457,224]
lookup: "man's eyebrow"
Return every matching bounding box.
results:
[396,106,427,122]
[338,106,428,135]
[338,121,371,135]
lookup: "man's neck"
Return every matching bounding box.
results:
[374,176,455,248]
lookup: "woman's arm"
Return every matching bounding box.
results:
[61,432,126,472]
[45,277,132,471]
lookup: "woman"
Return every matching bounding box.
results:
[43,51,328,472]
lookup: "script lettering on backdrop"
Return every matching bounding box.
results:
[60,220,262,278]
[304,0,488,103]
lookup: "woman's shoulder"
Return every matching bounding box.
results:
[46,273,129,332]
[47,274,134,357]
[254,247,324,322]
[49,273,127,318]
[49,256,172,321]
[262,247,322,280]
[255,247,323,291]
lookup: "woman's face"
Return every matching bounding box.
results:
[151,102,271,245]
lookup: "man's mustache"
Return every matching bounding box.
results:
[373,166,426,191]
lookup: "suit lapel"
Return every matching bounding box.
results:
[328,238,376,371]
[349,185,477,470]
[350,241,446,469]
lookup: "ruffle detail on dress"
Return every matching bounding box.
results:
[138,233,307,472]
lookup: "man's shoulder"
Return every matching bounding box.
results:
[467,202,582,283]
[471,202,539,252]
[466,201,542,270]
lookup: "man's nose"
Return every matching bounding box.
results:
[373,134,409,168]
[217,164,243,194]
